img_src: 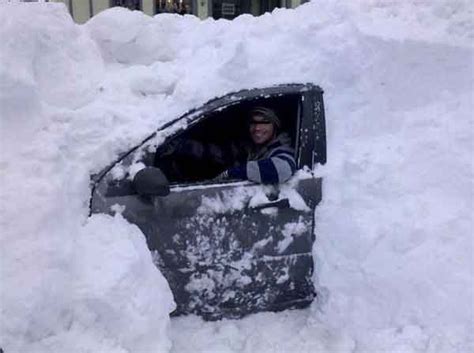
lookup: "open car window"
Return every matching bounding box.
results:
[154,94,301,186]
[89,84,325,204]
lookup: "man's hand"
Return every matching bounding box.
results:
[213,170,229,181]
[212,165,247,182]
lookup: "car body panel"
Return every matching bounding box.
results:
[90,83,326,320]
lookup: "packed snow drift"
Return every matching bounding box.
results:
[0,1,472,352]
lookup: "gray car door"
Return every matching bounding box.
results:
[90,84,326,320]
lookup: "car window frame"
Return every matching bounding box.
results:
[90,84,324,205]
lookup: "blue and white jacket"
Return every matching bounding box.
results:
[227,133,296,184]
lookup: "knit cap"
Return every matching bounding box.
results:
[249,107,281,129]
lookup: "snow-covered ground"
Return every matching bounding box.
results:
[1,1,473,352]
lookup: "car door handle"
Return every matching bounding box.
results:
[252,198,290,210]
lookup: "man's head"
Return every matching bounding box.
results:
[248,107,280,145]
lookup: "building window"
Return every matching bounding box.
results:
[111,0,141,11]
[156,0,193,15]
[212,0,251,20]
[260,0,281,14]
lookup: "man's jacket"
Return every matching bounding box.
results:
[228,133,296,184]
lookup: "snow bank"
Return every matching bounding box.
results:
[70,214,175,353]
[0,3,174,353]
[1,0,473,352]
[315,89,473,351]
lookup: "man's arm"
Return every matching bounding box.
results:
[226,146,296,184]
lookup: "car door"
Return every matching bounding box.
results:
[90,84,326,320]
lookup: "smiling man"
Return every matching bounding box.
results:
[221,107,296,184]
[157,107,297,184]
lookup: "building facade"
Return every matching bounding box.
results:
[48,0,309,23]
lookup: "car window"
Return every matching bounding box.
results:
[154,94,301,185]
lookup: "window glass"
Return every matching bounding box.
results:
[111,0,141,10]
[212,0,251,20]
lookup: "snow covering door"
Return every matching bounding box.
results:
[90,173,321,320]
[148,176,321,320]
[90,84,326,320]
[146,86,326,319]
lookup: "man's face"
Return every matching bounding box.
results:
[249,115,276,145]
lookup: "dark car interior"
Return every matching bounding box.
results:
[154,94,301,184]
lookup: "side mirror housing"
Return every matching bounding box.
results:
[133,167,170,196]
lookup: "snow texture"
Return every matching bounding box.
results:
[1,0,473,352]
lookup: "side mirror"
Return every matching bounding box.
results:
[133,167,170,197]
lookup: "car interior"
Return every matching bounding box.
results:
[154,94,301,184]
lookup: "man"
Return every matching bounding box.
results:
[156,107,296,184]
[219,107,296,184]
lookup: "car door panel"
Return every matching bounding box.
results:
[92,175,321,319]
[90,84,326,320]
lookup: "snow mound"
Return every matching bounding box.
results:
[69,214,175,353]
[0,3,175,353]
[86,7,201,65]
[1,0,473,352]
[350,0,474,46]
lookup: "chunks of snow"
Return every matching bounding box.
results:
[277,217,309,254]
[70,214,175,353]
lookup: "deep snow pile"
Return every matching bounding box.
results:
[0,4,174,353]
[1,1,473,352]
